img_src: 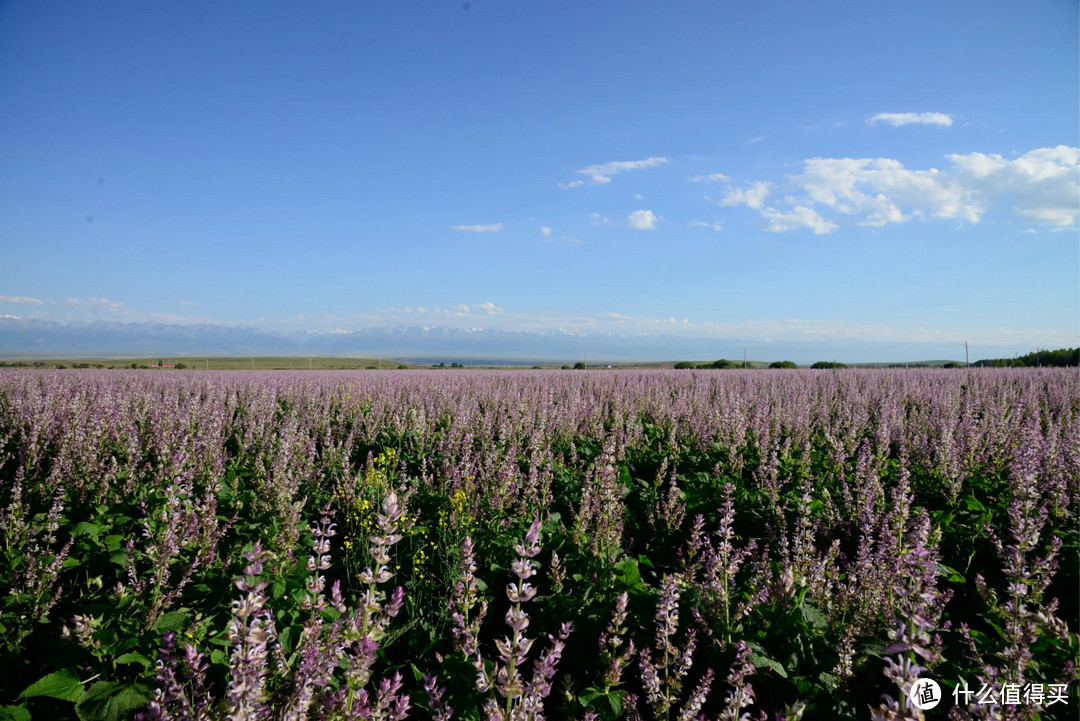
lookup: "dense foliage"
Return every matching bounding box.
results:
[0,368,1076,720]
[973,348,1079,369]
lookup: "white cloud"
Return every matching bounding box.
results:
[589,213,612,226]
[634,194,644,200]
[64,297,123,310]
[715,181,772,210]
[868,112,953,127]
[540,226,552,237]
[688,173,731,183]
[477,302,499,313]
[721,146,1079,233]
[0,314,20,319]
[1022,228,1037,234]
[746,136,763,144]
[562,156,669,187]
[0,294,44,305]
[628,210,661,230]
[689,220,724,231]
[761,206,838,235]
[178,300,197,307]
[451,222,503,233]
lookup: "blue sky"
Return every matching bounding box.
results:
[1,0,1077,357]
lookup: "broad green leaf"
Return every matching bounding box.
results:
[616,558,643,590]
[606,691,624,717]
[938,563,965,583]
[0,705,31,721]
[153,609,192,633]
[578,687,604,705]
[799,601,828,630]
[75,682,151,721]
[115,652,153,671]
[19,669,82,702]
[71,522,101,540]
[746,646,789,678]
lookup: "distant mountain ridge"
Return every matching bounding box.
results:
[0,317,1032,365]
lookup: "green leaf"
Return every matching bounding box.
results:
[857,638,887,659]
[799,601,828,630]
[938,563,965,583]
[103,535,125,552]
[0,706,31,721]
[746,646,789,678]
[75,682,151,721]
[963,495,986,513]
[19,669,83,702]
[615,558,643,590]
[153,609,192,633]
[71,522,101,540]
[578,687,604,705]
[605,690,624,717]
[115,652,153,671]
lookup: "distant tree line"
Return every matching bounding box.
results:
[973,347,1079,368]
[668,359,846,369]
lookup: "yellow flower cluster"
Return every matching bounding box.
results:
[437,487,476,536]
[337,449,400,556]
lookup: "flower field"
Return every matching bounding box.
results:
[0,368,1076,720]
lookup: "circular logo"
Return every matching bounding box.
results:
[909,678,942,710]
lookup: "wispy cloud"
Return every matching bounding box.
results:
[0,294,44,305]
[746,136,763,144]
[713,181,772,210]
[689,220,724,231]
[761,206,838,235]
[451,222,503,233]
[0,314,21,320]
[540,226,552,237]
[64,297,123,310]
[561,156,669,188]
[591,210,662,230]
[688,173,731,183]
[719,145,1079,233]
[867,112,953,127]
[627,210,661,230]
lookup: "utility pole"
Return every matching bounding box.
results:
[743,347,747,369]
[964,341,969,367]
[251,358,254,371]
[205,359,209,371]
[584,351,587,370]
